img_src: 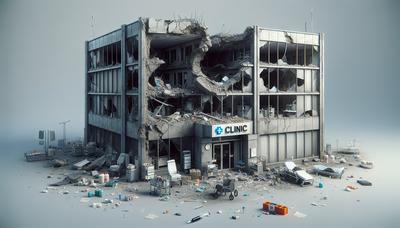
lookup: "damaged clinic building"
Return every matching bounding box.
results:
[84,18,324,177]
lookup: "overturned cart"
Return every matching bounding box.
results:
[212,178,238,200]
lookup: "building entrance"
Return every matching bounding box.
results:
[213,142,233,169]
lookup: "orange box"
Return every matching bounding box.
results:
[262,201,270,210]
[275,205,288,215]
[262,201,288,216]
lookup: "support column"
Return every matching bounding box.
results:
[121,25,127,155]
[319,33,325,159]
[252,26,259,134]
[138,18,148,177]
[84,41,89,145]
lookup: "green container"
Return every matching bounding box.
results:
[95,189,103,197]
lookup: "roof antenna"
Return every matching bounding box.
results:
[310,8,314,32]
[90,16,95,38]
[305,8,314,32]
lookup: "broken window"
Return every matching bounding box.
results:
[259,69,269,93]
[89,51,97,69]
[285,43,297,65]
[260,41,299,65]
[269,42,278,64]
[212,96,222,115]
[90,42,121,69]
[201,96,212,114]
[296,95,304,117]
[126,36,138,64]
[236,95,252,119]
[88,74,94,92]
[305,45,319,66]
[269,69,278,92]
[126,66,138,92]
[101,96,119,118]
[149,137,187,170]
[278,95,296,117]
[222,96,234,117]
[259,41,269,63]
[127,95,138,121]
[298,44,305,66]
[88,96,93,113]
[298,95,319,117]
[268,95,278,118]
[278,69,296,92]
[301,95,319,117]
[183,96,201,113]
[259,95,276,118]
[297,70,305,92]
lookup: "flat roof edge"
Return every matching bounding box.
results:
[257,26,320,36]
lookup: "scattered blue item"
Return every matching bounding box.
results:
[318,182,324,188]
[87,191,94,197]
[196,186,205,193]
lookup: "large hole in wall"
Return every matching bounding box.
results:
[148,33,201,92]
[260,41,318,66]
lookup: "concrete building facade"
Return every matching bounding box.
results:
[84,18,324,177]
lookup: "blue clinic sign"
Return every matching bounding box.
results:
[211,122,252,137]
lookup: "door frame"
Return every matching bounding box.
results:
[212,142,233,169]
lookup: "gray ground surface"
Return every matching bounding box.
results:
[0,133,399,228]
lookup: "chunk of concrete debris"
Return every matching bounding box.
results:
[312,157,320,162]
[73,159,90,170]
[174,212,182,216]
[359,160,374,169]
[102,199,113,204]
[91,202,102,208]
[41,189,48,193]
[80,198,90,203]
[339,158,347,163]
[52,159,68,168]
[231,215,240,220]
[357,179,372,186]
[293,211,307,218]
[159,196,170,201]
[49,174,82,186]
[216,210,222,214]
[145,214,158,220]
[85,155,106,171]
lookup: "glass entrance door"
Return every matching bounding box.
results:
[213,143,233,169]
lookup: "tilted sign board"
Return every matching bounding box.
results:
[211,122,253,137]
